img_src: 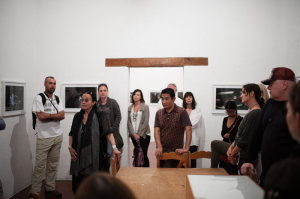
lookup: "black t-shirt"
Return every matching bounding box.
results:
[246,99,298,182]
[221,116,243,143]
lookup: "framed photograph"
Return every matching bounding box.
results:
[212,85,249,114]
[178,91,183,100]
[61,84,98,112]
[149,90,161,105]
[1,81,26,117]
[129,91,133,104]
[296,76,300,83]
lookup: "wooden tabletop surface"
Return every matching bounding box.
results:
[116,167,228,199]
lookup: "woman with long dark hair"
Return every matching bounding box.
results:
[219,101,243,174]
[183,92,205,168]
[68,92,121,194]
[211,84,264,172]
[128,89,151,167]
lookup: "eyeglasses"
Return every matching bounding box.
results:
[79,98,91,103]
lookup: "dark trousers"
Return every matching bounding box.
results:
[131,135,151,167]
[189,145,198,168]
[72,173,88,194]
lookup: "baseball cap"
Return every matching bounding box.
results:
[261,67,295,85]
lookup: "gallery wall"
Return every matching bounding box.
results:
[0,0,299,198]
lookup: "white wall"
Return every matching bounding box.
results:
[0,0,38,198]
[130,67,183,141]
[0,0,299,198]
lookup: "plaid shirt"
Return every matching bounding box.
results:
[154,105,191,153]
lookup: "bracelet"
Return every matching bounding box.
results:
[112,145,117,149]
[68,145,71,149]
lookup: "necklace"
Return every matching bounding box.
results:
[249,103,258,110]
[84,114,88,118]
[133,112,138,122]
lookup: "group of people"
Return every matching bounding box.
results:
[27,78,204,197]
[6,66,296,198]
[210,67,300,198]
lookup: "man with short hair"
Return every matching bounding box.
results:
[29,76,65,198]
[241,67,297,187]
[154,88,192,168]
[157,83,183,110]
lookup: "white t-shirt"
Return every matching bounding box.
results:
[32,93,64,138]
[130,108,143,134]
[157,96,183,110]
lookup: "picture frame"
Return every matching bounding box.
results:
[61,84,98,112]
[129,91,133,104]
[177,91,183,100]
[1,81,26,117]
[212,85,248,114]
[149,90,161,105]
[296,76,300,83]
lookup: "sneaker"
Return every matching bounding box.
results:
[44,190,62,198]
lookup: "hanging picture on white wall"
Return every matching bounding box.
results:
[61,84,98,112]
[178,91,183,100]
[296,76,300,83]
[149,91,161,105]
[1,81,26,117]
[212,85,248,114]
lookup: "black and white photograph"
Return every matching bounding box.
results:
[178,91,183,100]
[1,81,26,116]
[296,76,300,83]
[149,91,161,104]
[213,85,248,114]
[61,84,98,112]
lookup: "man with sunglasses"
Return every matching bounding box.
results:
[29,76,65,198]
[154,88,192,168]
[241,68,297,187]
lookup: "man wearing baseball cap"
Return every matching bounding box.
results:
[241,67,297,187]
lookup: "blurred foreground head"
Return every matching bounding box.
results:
[75,172,136,199]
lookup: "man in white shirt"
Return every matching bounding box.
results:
[29,76,65,198]
[157,83,183,110]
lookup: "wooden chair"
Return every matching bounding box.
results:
[188,151,211,168]
[247,168,257,182]
[157,152,188,168]
[111,155,120,176]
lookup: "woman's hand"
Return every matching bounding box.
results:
[69,147,78,162]
[227,147,232,157]
[132,134,140,143]
[113,148,121,163]
[224,133,230,139]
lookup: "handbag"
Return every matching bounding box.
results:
[132,143,144,167]
[113,129,124,149]
[97,103,124,149]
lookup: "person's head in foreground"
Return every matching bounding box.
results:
[75,172,136,199]
[286,81,300,143]
[264,157,300,199]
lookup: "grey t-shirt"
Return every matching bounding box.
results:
[234,109,261,159]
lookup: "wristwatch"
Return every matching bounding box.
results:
[112,145,117,149]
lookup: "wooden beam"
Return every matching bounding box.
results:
[105,57,208,67]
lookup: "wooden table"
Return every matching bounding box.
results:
[116,167,228,199]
